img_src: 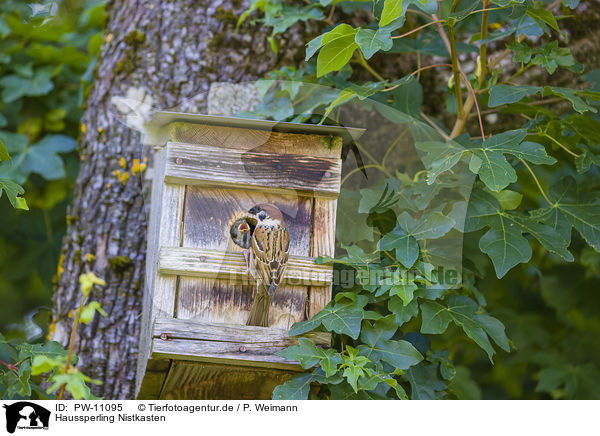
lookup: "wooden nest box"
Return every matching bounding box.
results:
[136,111,363,399]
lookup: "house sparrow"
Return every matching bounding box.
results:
[246,203,290,327]
[229,216,256,269]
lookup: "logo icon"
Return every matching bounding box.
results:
[2,402,50,433]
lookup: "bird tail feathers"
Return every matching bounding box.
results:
[246,291,271,327]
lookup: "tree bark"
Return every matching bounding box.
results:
[52,0,310,399]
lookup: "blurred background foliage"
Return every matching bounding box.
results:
[0,0,105,340]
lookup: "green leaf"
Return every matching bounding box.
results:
[526,6,560,34]
[277,338,326,369]
[415,138,467,183]
[388,280,418,305]
[488,85,541,107]
[19,341,68,361]
[543,86,597,114]
[405,363,446,399]
[320,349,343,377]
[491,189,523,210]
[316,24,358,77]
[0,138,10,163]
[388,296,419,324]
[0,178,28,210]
[289,300,364,339]
[305,33,324,61]
[80,301,108,324]
[0,68,55,103]
[379,0,405,27]
[420,296,508,362]
[466,188,572,277]
[448,366,482,400]
[378,211,455,268]
[272,373,314,400]
[575,144,600,173]
[531,176,600,252]
[47,371,94,400]
[355,28,393,59]
[358,339,423,370]
[469,130,556,192]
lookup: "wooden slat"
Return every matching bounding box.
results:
[164,143,342,197]
[159,247,332,286]
[152,338,301,370]
[153,318,330,345]
[169,122,343,158]
[308,198,337,318]
[151,318,330,371]
[154,183,185,318]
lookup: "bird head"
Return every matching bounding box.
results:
[248,203,284,223]
[229,217,255,249]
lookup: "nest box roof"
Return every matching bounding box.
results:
[142,111,366,147]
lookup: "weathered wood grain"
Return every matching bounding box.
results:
[159,246,332,286]
[308,198,337,318]
[182,185,312,255]
[153,318,330,345]
[164,142,342,197]
[176,279,306,329]
[153,183,186,319]
[152,338,302,369]
[159,360,293,400]
[169,122,343,158]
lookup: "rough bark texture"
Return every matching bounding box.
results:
[52,0,311,399]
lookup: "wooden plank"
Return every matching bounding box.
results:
[169,122,343,158]
[136,146,171,395]
[159,246,332,286]
[152,338,302,370]
[164,143,342,197]
[308,198,337,318]
[151,319,331,370]
[177,186,310,328]
[153,183,186,319]
[153,318,330,345]
[159,360,293,400]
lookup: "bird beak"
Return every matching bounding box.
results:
[238,221,250,232]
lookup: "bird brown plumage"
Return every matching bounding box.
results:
[245,203,290,327]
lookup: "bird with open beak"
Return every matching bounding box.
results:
[229,216,255,269]
[229,203,290,327]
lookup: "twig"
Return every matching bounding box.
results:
[448,22,464,119]
[421,111,451,141]
[459,70,486,140]
[56,293,89,400]
[355,53,386,82]
[541,133,580,157]
[520,159,552,206]
[391,20,444,39]
[479,0,489,87]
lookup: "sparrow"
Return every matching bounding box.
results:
[229,216,256,269]
[246,203,290,327]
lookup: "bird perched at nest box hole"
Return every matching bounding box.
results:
[229,204,290,327]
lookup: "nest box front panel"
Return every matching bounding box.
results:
[174,185,314,329]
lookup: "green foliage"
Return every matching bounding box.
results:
[244,0,600,399]
[1,272,105,400]
[0,0,104,333]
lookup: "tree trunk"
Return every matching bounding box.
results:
[52,0,310,399]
